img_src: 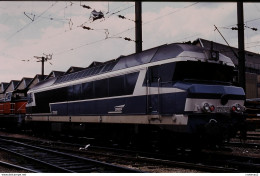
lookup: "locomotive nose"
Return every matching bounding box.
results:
[220,94,229,105]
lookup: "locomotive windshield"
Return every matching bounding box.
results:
[146,61,235,85]
[173,61,234,84]
[5,92,12,101]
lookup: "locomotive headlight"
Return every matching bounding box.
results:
[231,104,243,113]
[203,103,215,113]
[209,105,215,112]
[236,105,241,111]
[203,103,210,112]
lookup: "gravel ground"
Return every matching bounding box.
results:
[0,151,31,173]
[229,133,260,158]
[118,164,202,173]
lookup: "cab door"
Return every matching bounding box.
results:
[146,66,160,114]
[146,63,176,115]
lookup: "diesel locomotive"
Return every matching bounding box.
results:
[0,80,29,129]
[24,42,245,145]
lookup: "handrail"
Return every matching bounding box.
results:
[157,77,161,114]
[10,103,15,114]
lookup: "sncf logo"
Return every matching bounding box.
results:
[108,104,125,114]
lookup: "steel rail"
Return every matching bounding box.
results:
[0,146,76,173]
[226,142,260,149]
[0,161,38,173]
[0,138,142,173]
[28,139,240,173]
[0,134,259,172]
[202,150,260,172]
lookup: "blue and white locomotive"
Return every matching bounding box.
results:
[26,43,245,144]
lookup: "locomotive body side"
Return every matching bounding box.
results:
[25,43,245,142]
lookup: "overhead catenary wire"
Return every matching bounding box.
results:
[216,16,260,53]
[107,2,133,15]
[71,2,134,26]
[4,2,82,48]
[143,2,199,25]
[9,1,95,49]
[219,25,257,31]
[54,37,109,56]
[8,2,136,58]
[214,25,239,59]
[1,1,63,62]
[80,25,109,38]
[245,25,257,31]
[80,4,135,26]
[23,12,70,22]
[219,16,260,29]
[107,5,134,18]
[118,15,135,22]
[5,1,58,41]
[111,2,200,38]
[53,2,200,57]
[10,2,260,61]
[3,1,260,80]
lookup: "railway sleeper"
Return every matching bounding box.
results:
[55,162,89,166]
[65,165,94,170]
[74,168,99,173]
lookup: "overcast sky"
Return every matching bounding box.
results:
[0,1,260,83]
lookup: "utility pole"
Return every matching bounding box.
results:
[237,2,246,92]
[34,54,52,80]
[135,1,142,53]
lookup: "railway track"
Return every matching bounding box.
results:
[237,131,260,141]
[202,150,260,173]
[227,142,260,149]
[0,161,37,173]
[0,134,243,172]
[0,133,260,172]
[37,141,257,173]
[0,137,142,173]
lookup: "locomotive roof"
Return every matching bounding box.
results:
[30,43,234,91]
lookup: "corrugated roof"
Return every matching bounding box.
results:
[4,80,20,93]
[26,74,47,89]
[64,66,85,75]
[45,71,65,80]
[0,82,9,93]
[14,78,33,90]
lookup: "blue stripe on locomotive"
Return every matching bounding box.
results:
[187,84,245,99]
[48,82,245,116]
[50,92,188,116]
[174,82,245,100]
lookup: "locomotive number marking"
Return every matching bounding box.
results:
[216,106,230,113]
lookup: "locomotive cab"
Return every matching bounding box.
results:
[143,50,245,142]
[3,91,27,114]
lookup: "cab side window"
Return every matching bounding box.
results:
[145,62,176,86]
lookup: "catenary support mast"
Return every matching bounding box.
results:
[135,1,142,53]
[237,1,246,92]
